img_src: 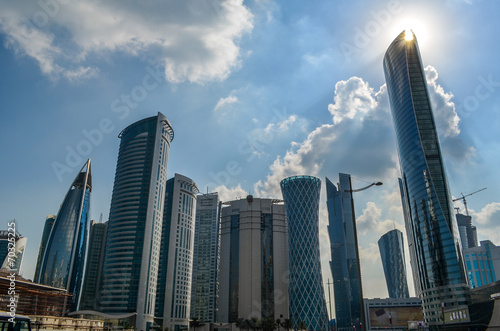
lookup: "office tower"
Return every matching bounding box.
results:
[378,229,410,299]
[463,240,500,289]
[326,174,363,330]
[190,192,221,323]
[155,174,198,331]
[34,215,56,282]
[100,113,173,330]
[280,176,328,331]
[80,221,108,310]
[384,30,470,324]
[38,159,92,311]
[217,196,289,323]
[0,229,27,273]
[456,213,478,249]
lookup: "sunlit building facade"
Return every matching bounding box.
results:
[384,31,470,324]
[100,113,173,331]
[38,159,92,311]
[217,196,289,323]
[326,174,363,330]
[190,192,221,323]
[155,174,198,331]
[280,176,328,331]
[0,229,27,274]
[378,229,410,299]
[456,213,477,250]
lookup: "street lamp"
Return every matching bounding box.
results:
[344,180,383,331]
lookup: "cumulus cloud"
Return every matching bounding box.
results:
[213,183,248,202]
[0,0,253,82]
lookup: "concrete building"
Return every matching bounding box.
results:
[218,196,288,323]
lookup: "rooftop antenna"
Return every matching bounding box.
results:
[99,213,103,223]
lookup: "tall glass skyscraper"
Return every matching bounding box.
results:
[325,174,362,330]
[217,196,289,323]
[384,31,470,324]
[190,192,221,323]
[155,174,198,331]
[280,176,328,331]
[34,215,55,282]
[100,113,173,330]
[80,220,108,311]
[38,159,92,311]
[378,229,410,299]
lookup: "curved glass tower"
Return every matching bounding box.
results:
[378,229,410,299]
[34,215,56,282]
[384,31,470,324]
[100,113,173,331]
[280,176,328,331]
[39,159,92,311]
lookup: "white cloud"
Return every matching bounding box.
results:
[213,183,248,202]
[0,0,253,82]
[214,95,239,112]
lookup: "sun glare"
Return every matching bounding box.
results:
[404,29,414,41]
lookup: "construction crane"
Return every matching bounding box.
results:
[452,187,487,216]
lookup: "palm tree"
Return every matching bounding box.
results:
[280,319,292,331]
[236,318,247,331]
[297,321,307,331]
[260,318,276,331]
[189,318,203,331]
[275,319,281,331]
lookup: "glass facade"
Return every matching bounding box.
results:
[100,113,173,331]
[463,240,499,289]
[80,221,108,310]
[326,175,362,330]
[190,193,221,323]
[155,174,198,331]
[384,31,470,324]
[280,176,328,331]
[38,159,92,311]
[34,215,56,282]
[456,213,477,249]
[0,229,27,274]
[378,229,410,299]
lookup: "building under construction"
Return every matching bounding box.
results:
[0,270,71,316]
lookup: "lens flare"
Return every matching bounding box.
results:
[405,29,414,41]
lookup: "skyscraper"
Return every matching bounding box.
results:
[190,192,221,323]
[0,229,27,274]
[325,174,362,330]
[280,176,328,331]
[38,159,92,311]
[80,220,107,311]
[100,113,173,330]
[378,229,410,299]
[34,215,56,282]
[217,196,289,323]
[155,174,198,331]
[456,213,477,250]
[384,30,470,324]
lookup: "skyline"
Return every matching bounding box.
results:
[1,0,500,314]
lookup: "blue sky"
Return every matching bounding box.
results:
[1,0,500,311]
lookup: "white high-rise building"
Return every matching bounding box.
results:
[156,174,198,331]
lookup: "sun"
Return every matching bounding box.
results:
[404,29,414,41]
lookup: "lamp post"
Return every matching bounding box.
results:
[344,180,383,331]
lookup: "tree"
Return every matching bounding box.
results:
[275,319,281,331]
[297,321,307,331]
[189,318,204,331]
[260,318,276,331]
[236,318,248,331]
[280,319,292,331]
